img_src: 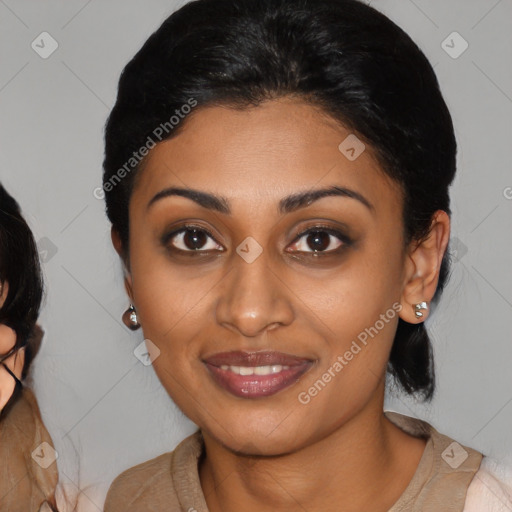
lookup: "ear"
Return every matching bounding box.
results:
[111,226,124,258]
[399,210,450,324]
[111,227,134,303]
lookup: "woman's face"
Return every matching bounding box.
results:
[0,282,24,412]
[122,97,419,454]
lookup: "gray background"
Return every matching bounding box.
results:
[1,0,511,510]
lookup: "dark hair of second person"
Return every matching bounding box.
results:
[0,183,59,511]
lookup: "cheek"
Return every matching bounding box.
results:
[292,237,404,408]
[298,234,404,343]
[0,324,17,353]
[129,253,210,417]
[0,373,16,410]
[0,326,20,411]
[133,268,221,341]
[128,240,218,376]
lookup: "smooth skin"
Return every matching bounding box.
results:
[0,282,25,412]
[112,97,450,512]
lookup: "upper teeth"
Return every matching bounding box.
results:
[220,365,290,375]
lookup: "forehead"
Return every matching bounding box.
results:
[131,98,401,216]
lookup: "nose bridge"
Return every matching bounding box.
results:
[215,240,293,336]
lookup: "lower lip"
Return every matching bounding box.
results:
[204,362,313,398]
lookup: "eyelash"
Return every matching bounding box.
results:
[161,223,352,257]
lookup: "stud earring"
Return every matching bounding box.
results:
[122,304,141,330]
[414,301,428,318]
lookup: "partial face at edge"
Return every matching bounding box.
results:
[120,97,419,454]
[0,282,25,412]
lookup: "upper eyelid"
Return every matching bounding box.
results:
[165,225,222,244]
[293,224,348,239]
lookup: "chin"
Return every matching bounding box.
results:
[202,410,310,456]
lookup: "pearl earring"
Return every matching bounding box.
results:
[122,304,141,330]
[414,301,428,318]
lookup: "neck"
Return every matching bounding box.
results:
[199,386,426,512]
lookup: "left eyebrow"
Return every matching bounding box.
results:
[278,185,374,214]
[147,185,375,215]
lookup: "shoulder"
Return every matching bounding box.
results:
[0,387,53,454]
[464,455,512,511]
[104,430,203,511]
[104,451,176,510]
[0,387,58,510]
[2,387,38,433]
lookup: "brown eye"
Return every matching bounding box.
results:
[163,226,223,253]
[182,229,208,250]
[287,226,352,255]
[304,231,332,252]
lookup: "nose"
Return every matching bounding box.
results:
[215,247,295,338]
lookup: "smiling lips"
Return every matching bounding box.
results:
[204,351,313,398]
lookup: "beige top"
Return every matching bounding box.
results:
[104,411,484,511]
[0,387,59,512]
